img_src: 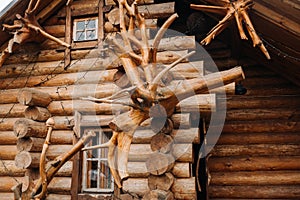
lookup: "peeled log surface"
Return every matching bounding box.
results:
[209,185,300,199]
[143,190,174,200]
[140,113,191,129]
[176,94,216,113]
[0,176,29,192]
[0,145,18,160]
[171,177,196,199]
[127,162,190,178]
[219,121,300,133]
[0,104,26,118]
[14,145,73,169]
[0,130,72,145]
[215,132,300,145]
[146,153,174,175]
[0,118,18,131]
[225,108,300,121]
[0,193,71,200]
[122,178,149,197]
[13,118,48,138]
[208,156,300,172]
[0,160,26,176]
[170,128,200,144]
[17,88,51,107]
[223,95,300,110]
[0,50,186,79]
[0,131,17,144]
[17,137,45,152]
[138,2,175,19]
[148,173,174,191]
[210,144,300,157]
[211,171,300,185]
[48,100,129,116]
[172,144,193,162]
[171,162,191,178]
[24,106,51,122]
[14,151,40,169]
[47,177,72,194]
[150,133,173,153]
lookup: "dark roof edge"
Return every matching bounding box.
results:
[0,0,21,19]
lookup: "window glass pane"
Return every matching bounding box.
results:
[76,21,85,30]
[86,30,96,40]
[87,19,96,29]
[76,31,85,41]
[99,160,112,189]
[87,160,98,188]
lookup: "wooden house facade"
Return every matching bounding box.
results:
[0,0,299,199]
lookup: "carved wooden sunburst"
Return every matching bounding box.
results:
[191,0,270,59]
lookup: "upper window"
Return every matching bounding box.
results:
[81,128,114,193]
[73,17,98,42]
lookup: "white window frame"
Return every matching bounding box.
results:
[73,17,98,42]
[81,127,114,193]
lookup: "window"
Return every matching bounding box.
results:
[81,128,114,193]
[73,17,98,41]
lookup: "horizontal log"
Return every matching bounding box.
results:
[0,50,187,81]
[223,95,300,109]
[209,185,300,199]
[210,144,300,157]
[133,128,199,144]
[171,162,191,178]
[225,108,300,121]
[0,104,26,118]
[44,25,65,38]
[245,85,300,96]
[211,170,300,185]
[129,144,153,162]
[209,121,300,135]
[171,177,196,199]
[0,160,26,176]
[0,145,18,160]
[17,137,45,152]
[0,176,29,192]
[24,106,51,122]
[0,193,70,200]
[138,2,175,18]
[127,162,190,178]
[129,143,190,162]
[215,132,300,145]
[122,178,149,197]
[47,177,72,194]
[208,156,300,172]
[48,100,129,116]
[0,70,116,89]
[17,88,52,107]
[176,94,216,113]
[0,131,17,144]
[15,145,73,169]
[14,118,48,138]
[140,113,191,129]
[58,2,174,18]
[0,130,73,145]
[0,118,18,131]
[172,144,193,162]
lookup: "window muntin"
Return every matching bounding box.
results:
[73,18,98,42]
[82,128,114,193]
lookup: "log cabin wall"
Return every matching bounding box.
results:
[0,0,209,199]
[207,64,300,199]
